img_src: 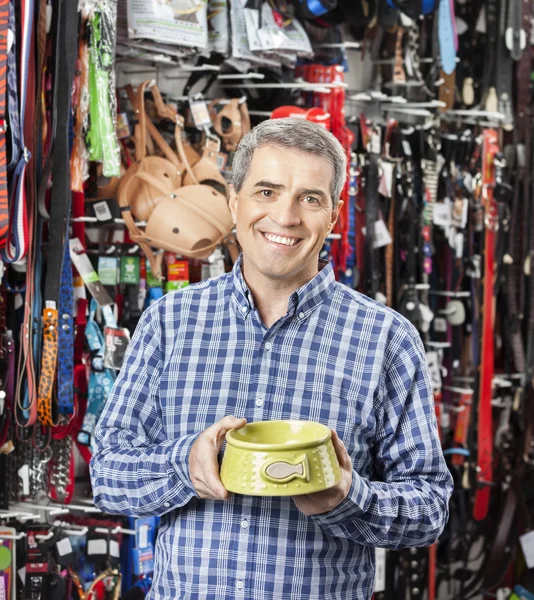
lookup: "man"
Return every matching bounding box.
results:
[90,118,453,600]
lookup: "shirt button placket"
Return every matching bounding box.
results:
[236,520,249,593]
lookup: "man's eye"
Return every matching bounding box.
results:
[260,190,273,198]
[303,196,319,204]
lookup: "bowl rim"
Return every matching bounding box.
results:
[225,420,332,451]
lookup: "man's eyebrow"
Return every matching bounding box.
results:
[299,188,328,200]
[252,180,285,190]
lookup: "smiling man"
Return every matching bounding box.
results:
[91,118,453,600]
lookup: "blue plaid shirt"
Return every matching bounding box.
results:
[90,256,453,600]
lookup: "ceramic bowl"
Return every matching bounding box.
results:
[220,420,342,496]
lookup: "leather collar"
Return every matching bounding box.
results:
[231,254,336,319]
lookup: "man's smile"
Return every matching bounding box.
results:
[260,231,303,248]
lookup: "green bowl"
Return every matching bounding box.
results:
[220,420,342,496]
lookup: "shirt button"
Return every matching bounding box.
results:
[241,519,249,529]
[236,581,244,590]
[264,341,272,350]
[298,311,305,319]
[164,502,170,508]
[255,398,264,407]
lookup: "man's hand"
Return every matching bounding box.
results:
[189,416,247,500]
[292,430,353,517]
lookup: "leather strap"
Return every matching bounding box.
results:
[516,0,532,131]
[1,0,34,263]
[505,145,526,373]
[496,0,514,127]
[480,484,518,590]
[44,0,77,305]
[37,307,59,427]
[438,69,456,111]
[13,0,39,428]
[473,130,499,521]
[6,0,20,172]
[451,392,473,466]
[0,0,11,249]
[0,301,13,448]
[125,82,183,169]
[71,22,90,192]
[56,241,74,415]
[366,149,380,300]
[482,0,499,110]
[507,0,525,60]
[393,27,406,83]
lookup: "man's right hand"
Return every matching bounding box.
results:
[189,415,247,500]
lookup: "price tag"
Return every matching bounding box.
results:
[189,98,211,129]
[92,200,114,223]
[116,112,130,139]
[433,201,452,227]
[216,152,228,172]
[55,536,76,566]
[139,525,149,550]
[454,232,464,259]
[520,530,534,568]
[426,351,442,390]
[98,257,119,286]
[56,537,73,557]
[476,5,487,33]
[373,219,393,248]
[110,540,120,559]
[433,317,448,333]
[374,548,386,592]
[209,249,226,278]
[120,256,140,285]
[18,464,30,496]
[378,161,394,198]
[451,198,468,229]
[70,238,113,306]
[103,326,131,370]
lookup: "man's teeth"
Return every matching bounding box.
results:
[264,233,299,246]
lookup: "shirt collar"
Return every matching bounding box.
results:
[231,254,336,319]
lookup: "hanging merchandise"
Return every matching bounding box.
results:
[124,0,209,49]
[85,0,121,177]
[208,97,251,152]
[117,81,233,280]
[0,0,534,598]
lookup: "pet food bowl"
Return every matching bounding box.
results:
[220,420,342,496]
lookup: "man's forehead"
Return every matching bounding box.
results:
[247,146,333,187]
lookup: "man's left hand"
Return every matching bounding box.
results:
[292,430,353,517]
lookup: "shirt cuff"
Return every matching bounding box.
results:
[311,470,369,531]
[168,432,202,491]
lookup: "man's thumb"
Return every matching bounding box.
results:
[216,416,247,447]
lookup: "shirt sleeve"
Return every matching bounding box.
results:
[89,302,200,517]
[312,321,453,549]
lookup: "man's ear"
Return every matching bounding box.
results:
[329,199,344,231]
[228,184,238,225]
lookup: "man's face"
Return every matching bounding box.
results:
[228,145,343,285]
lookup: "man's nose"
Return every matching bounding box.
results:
[271,195,301,227]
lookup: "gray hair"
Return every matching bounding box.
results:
[232,117,347,208]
